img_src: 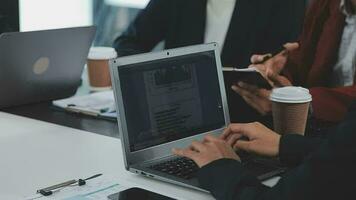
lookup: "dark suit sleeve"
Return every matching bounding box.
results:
[279,134,323,167]
[198,159,270,200]
[198,103,356,200]
[113,0,170,56]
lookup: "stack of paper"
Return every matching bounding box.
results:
[52,91,118,120]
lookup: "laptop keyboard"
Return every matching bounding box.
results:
[149,157,199,180]
[149,155,285,181]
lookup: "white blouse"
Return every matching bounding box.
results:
[204,0,236,54]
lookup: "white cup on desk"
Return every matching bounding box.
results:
[87,47,117,91]
[270,86,312,135]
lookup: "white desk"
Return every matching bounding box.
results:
[0,112,279,200]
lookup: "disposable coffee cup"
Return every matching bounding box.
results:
[87,47,117,91]
[270,86,312,135]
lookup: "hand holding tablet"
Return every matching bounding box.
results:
[223,67,272,89]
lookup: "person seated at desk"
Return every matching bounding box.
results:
[173,101,356,200]
[233,0,356,124]
[113,0,307,123]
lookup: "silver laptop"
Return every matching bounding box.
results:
[110,43,228,191]
[110,43,285,191]
[0,26,96,108]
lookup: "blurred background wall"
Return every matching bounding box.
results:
[6,0,312,48]
[17,0,149,46]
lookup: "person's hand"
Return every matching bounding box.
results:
[250,42,299,84]
[231,43,297,115]
[220,122,281,157]
[232,75,292,115]
[172,135,240,168]
[232,82,272,115]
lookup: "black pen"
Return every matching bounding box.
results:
[223,46,288,70]
[37,173,103,196]
[37,179,77,196]
[84,173,103,181]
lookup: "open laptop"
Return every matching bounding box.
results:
[110,43,285,191]
[0,26,96,108]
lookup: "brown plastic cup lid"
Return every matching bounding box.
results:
[270,86,312,103]
[88,47,117,60]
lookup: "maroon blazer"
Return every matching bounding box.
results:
[285,0,356,122]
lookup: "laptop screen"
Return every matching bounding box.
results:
[118,51,226,152]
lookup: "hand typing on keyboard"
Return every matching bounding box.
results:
[172,135,240,168]
[220,122,281,157]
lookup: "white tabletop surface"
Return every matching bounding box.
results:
[0,112,279,200]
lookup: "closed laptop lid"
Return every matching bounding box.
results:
[110,43,230,167]
[0,26,96,108]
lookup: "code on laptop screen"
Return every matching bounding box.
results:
[118,51,226,152]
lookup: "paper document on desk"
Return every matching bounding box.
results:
[61,183,126,200]
[52,91,118,121]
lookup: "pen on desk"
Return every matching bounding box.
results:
[84,173,103,180]
[36,173,103,196]
[65,105,100,117]
[99,106,116,113]
[37,179,77,196]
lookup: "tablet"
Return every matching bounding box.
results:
[223,67,272,89]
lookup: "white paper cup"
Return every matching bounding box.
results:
[270,86,312,135]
